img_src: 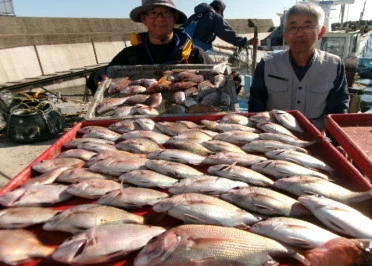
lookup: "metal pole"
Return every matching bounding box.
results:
[251,25,258,75]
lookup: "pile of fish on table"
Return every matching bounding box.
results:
[0,110,371,266]
[92,68,235,119]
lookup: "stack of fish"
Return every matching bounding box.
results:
[0,110,371,266]
[93,69,234,119]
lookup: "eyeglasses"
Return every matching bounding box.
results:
[285,25,319,34]
[145,10,175,19]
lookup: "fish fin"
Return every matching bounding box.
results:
[286,236,315,249]
[183,213,209,224]
[253,204,275,212]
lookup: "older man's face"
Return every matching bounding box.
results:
[141,6,177,41]
[284,14,325,55]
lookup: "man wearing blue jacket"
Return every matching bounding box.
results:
[183,0,255,51]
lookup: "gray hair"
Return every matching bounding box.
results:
[283,2,325,27]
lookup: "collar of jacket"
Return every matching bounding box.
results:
[129,29,193,63]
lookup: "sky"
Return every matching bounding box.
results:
[11,0,372,26]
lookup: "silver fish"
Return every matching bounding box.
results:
[0,229,55,265]
[32,158,85,173]
[145,160,203,178]
[119,85,147,95]
[78,141,117,153]
[251,160,329,179]
[153,193,261,228]
[168,175,248,195]
[134,118,158,131]
[251,217,339,249]
[108,119,136,133]
[116,137,163,154]
[266,149,334,172]
[299,195,372,238]
[0,207,60,229]
[242,140,309,154]
[147,149,205,165]
[149,92,163,108]
[89,157,148,176]
[56,167,114,183]
[201,139,246,153]
[43,203,144,233]
[200,119,219,131]
[164,140,213,156]
[273,175,372,205]
[23,167,70,186]
[97,187,169,209]
[130,78,158,88]
[207,164,274,186]
[126,94,151,104]
[86,149,146,166]
[66,179,123,199]
[63,137,114,149]
[257,121,297,137]
[58,148,96,161]
[134,224,310,266]
[113,105,137,117]
[119,169,178,188]
[170,130,212,143]
[249,111,275,123]
[213,130,260,145]
[121,130,170,144]
[78,126,121,141]
[52,223,166,265]
[216,123,258,132]
[220,113,250,125]
[203,151,268,167]
[0,184,72,207]
[259,132,317,147]
[271,109,305,133]
[155,121,189,136]
[221,186,311,216]
[96,97,129,114]
[134,104,160,115]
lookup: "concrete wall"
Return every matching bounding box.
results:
[0,16,273,85]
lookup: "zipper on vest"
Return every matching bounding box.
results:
[268,74,288,82]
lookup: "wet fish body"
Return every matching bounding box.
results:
[58,148,96,161]
[63,137,114,149]
[147,149,205,165]
[164,140,212,156]
[168,175,248,195]
[145,160,204,179]
[271,109,305,133]
[43,203,144,233]
[214,131,260,145]
[0,184,72,207]
[221,186,311,216]
[56,167,114,183]
[119,169,178,188]
[32,158,85,173]
[108,119,136,133]
[203,151,268,167]
[265,149,333,172]
[96,97,129,114]
[134,224,310,266]
[153,193,261,228]
[273,175,372,204]
[52,223,166,265]
[201,139,245,153]
[0,207,60,229]
[242,140,309,154]
[299,195,372,238]
[257,121,297,137]
[259,132,316,147]
[0,229,55,265]
[251,217,339,249]
[78,126,121,141]
[89,157,148,176]
[207,164,274,186]
[116,137,163,154]
[251,160,329,179]
[66,179,123,199]
[97,187,169,209]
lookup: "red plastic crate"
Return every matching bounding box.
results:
[1,111,371,266]
[325,113,372,181]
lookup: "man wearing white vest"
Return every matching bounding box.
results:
[248,2,349,131]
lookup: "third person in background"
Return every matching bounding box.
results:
[182,0,257,51]
[248,2,349,131]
